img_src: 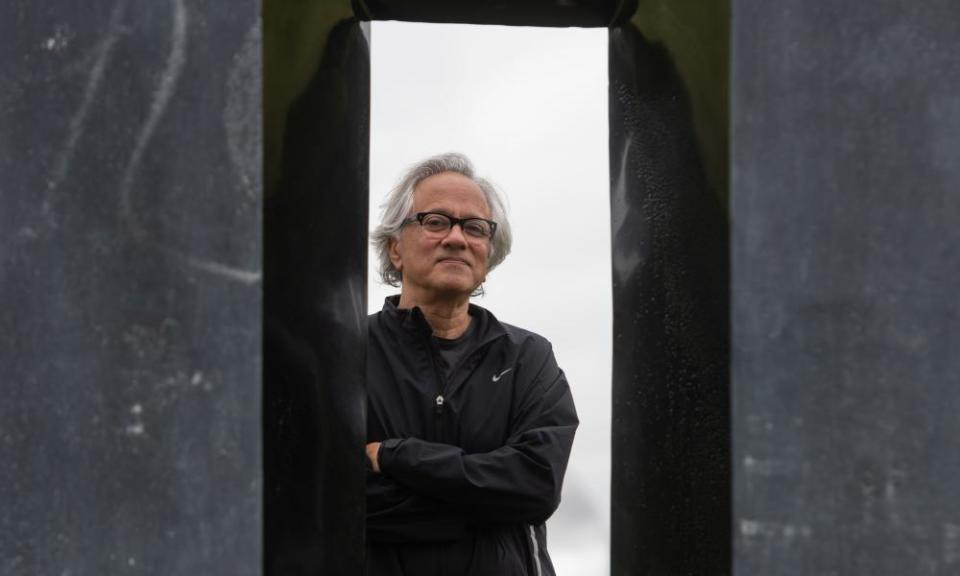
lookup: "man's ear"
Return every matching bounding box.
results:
[388,238,403,273]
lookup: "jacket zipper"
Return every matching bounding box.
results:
[433,386,445,440]
[427,334,501,440]
[426,336,447,440]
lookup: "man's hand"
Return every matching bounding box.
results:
[366,442,382,473]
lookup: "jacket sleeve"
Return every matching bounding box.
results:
[366,470,469,543]
[377,345,578,525]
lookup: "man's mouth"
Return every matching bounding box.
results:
[438,258,470,267]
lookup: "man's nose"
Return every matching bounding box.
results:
[440,222,468,247]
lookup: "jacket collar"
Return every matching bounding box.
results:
[380,295,507,345]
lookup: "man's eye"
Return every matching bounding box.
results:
[422,215,449,229]
[464,221,488,237]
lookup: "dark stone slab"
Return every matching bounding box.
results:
[0,1,261,574]
[354,0,633,27]
[263,10,370,576]
[609,16,731,576]
[732,1,960,574]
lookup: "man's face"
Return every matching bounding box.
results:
[389,172,492,301]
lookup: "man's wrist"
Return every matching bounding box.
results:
[366,441,382,473]
[374,438,405,475]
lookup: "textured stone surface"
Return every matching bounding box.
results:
[609,18,731,576]
[732,1,960,574]
[0,1,261,574]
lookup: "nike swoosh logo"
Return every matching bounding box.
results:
[492,368,512,382]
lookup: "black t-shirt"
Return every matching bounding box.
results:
[433,317,479,382]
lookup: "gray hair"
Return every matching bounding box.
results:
[371,153,513,287]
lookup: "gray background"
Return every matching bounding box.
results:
[367,22,612,575]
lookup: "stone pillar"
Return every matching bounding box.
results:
[1,1,262,574]
[263,1,369,574]
[732,1,960,574]
[608,2,732,573]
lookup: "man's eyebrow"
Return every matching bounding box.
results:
[421,208,487,219]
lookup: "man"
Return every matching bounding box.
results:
[366,153,579,575]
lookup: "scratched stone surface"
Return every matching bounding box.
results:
[732,1,960,574]
[0,2,261,574]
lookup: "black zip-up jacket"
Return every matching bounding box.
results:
[366,296,579,576]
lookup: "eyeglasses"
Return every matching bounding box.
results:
[401,212,498,239]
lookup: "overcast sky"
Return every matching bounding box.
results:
[368,22,611,574]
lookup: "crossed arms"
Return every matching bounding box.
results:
[365,353,578,543]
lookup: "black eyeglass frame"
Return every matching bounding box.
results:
[401,212,499,239]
